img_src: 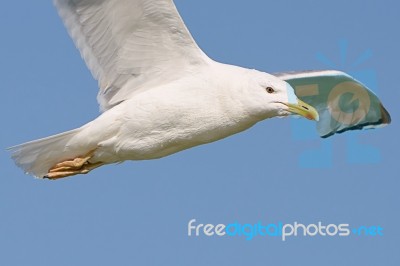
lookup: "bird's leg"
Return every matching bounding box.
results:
[45,150,104,180]
[49,150,94,172]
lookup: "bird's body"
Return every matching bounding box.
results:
[38,63,289,174]
[90,64,260,162]
[9,0,390,179]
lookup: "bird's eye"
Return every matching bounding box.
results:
[266,87,275,94]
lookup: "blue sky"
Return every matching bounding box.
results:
[0,0,399,265]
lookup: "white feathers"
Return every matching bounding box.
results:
[9,1,391,179]
[8,128,85,178]
[53,0,210,111]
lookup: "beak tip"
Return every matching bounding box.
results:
[285,100,319,122]
[311,113,320,122]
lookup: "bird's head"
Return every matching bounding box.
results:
[241,70,319,121]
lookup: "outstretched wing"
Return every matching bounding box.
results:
[275,70,391,138]
[54,0,210,111]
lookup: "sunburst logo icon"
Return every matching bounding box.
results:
[291,40,381,168]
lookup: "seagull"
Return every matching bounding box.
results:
[9,0,390,180]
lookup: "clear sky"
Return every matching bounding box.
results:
[0,1,399,265]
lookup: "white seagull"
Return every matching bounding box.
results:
[9,0,390,179]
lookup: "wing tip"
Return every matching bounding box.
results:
[379,103,391,125]
[320,103,391,138]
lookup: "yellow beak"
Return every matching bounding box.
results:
[284,99,319,121]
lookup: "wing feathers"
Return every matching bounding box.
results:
[276,70,391,137]
[54,0,209,111]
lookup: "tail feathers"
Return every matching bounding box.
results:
[8,128,86,178]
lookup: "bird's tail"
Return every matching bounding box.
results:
[8,127,88,178]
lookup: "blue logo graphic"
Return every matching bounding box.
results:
[291,40,381,168]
